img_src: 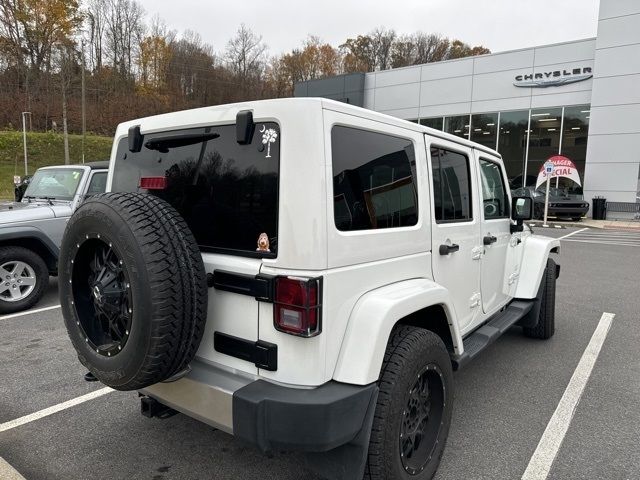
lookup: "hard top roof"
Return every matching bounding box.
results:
[115,97,501,159]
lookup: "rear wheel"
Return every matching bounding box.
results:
[59,193,208,391]
[365,326,453,480]
[0,246,47,314]
[524,258,557,339]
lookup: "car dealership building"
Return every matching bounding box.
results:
[295,0,640,214]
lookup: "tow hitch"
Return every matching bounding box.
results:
[140,395,178,419]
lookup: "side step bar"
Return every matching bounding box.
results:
[451,299,535,370]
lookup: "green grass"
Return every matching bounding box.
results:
[0,131,113,199]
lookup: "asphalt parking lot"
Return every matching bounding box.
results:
[1,225,639,480]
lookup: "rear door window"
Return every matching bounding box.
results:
[111,123,280,257]
[430,147,473,223]
[331,125,418,231]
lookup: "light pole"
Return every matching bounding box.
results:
[21,112,31,176]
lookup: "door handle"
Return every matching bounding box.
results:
[439,243,460,255]
[483,235,497,245]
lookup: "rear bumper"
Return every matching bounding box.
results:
[548,206,589,216]
[141,360,378,453]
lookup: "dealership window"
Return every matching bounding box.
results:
[560,105,590,193]
[420,117,444,131]
[527,107,563,182]
[471,112,499,150]
[331,126,418,231]
[431,147,472,222]
[497,110,529,188]
[445,115,470,140]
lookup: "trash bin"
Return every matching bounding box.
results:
[592,196,607,220]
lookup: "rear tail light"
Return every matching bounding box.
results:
[139,176,167,190]
[274,276,322,337]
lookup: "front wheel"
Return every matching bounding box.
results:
[0,246,48,314]
[365,326,453,480]
[523,258,557,339]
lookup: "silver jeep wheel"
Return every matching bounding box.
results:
[0,261,37,302]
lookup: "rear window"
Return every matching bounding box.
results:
[111,122,280,257]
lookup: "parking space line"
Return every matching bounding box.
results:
[557,227,588,240]
[0,456,26,480]
[0,304,61,321]
[0,387,113,433]
[521,312,615,480]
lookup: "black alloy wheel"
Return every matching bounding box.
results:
[399,364,446,475]
[72,236,132,357]
[365,326,453,480]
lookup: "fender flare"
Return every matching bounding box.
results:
[514,234,560,299]
[332,278,460,385]
[0,226,60,271]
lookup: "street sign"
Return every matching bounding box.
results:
[544,161,554,174]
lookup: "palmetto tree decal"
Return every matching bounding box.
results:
[261,127,278,158]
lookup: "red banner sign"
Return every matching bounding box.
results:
[535,155,582,189]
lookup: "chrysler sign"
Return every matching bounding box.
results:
[514,67,593,88]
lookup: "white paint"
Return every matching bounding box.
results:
[0,387,113,433]
[557,227,588,240]
[521,312,615,480]
[0,304,61,321]
[561,239,640,247]
[0,457,26,480]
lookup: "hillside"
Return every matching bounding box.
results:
[0,131,113,199]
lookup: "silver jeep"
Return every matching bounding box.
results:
[0,161,107,313]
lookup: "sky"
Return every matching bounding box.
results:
[137,0,601,56]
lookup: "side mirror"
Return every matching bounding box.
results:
[511,196,532,232]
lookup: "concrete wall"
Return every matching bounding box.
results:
[584,0,640,208]
[360,39,595,120]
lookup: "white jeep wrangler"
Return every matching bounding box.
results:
[59,98,559,480]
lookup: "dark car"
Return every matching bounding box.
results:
[513,186,589,221]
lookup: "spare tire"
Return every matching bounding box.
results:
[59,192,207,391]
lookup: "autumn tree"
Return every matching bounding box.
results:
[448,39,490,59]
[138,15,174,92]
[0,0,82,72]
[272,36,340,94]
[340,35,375,73]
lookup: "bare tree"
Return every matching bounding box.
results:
[85,0,108,71]
[370,27,396,71]
[104,0,145,77]
[225,24,267,80]
[53,43,78,164]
